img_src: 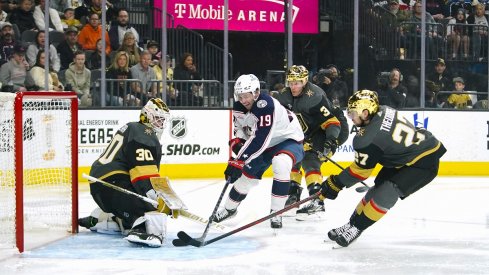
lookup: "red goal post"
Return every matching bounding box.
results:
[0,92,78,253]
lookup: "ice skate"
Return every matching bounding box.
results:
[335,225,362,247]
[212,208,237,223]
[125,226,163,248]
[295,199,325,221]
[327,222,352,242]
[270,214,282,229]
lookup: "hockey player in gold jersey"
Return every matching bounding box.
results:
[79,98,171,247]
[320,90,446,247]
[274,65,348,219]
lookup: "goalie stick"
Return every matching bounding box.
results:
[172,191,321,247]
[81,174,229,232]
[314,150,371,193]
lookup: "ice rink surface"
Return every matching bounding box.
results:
[1,176,489,275]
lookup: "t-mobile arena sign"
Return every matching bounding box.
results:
[154,0,318,34]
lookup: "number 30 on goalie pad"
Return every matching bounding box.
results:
[150,177,187,212]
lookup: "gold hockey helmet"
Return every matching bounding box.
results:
[347,90,379,116]
[140,98,170,133]
[286,65,309,84]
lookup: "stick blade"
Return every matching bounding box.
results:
[175,231,204,247]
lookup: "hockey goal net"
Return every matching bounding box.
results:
[0,92,78,253]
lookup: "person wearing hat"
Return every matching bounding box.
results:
[446,77,472,109]
[0,22,24,66]
[7,0,37,34]
[57,27,83,71]
[0,44,29,92]
[426,58,452,107]
[146,40,160,66]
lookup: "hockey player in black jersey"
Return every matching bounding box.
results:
[274,65,348,219]
[78,98,171,247]
[320,90,446,247]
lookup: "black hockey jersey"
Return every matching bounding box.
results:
[89,122,162,196]
[274,82,341,149]
[337,106,446,188]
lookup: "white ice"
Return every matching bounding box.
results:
[1,176,489,275]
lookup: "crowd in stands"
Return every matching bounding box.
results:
[0,0,205,107]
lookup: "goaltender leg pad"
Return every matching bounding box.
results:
[145,211,167,243]
[150,177,187,211]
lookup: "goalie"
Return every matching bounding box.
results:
[78,98,173,247]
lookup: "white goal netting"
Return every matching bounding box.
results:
[0,92,76,252]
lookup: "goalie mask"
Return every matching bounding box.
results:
[286,65,309,84]
[140,98,170,134]
[347,90,379,118]
[234,74,260,101]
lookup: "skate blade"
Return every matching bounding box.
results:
[295,212,325,221]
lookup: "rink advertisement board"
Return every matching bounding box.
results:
[78,109,489,179]
[154,0,319,34]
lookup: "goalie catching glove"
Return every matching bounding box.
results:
[224,159,244,183]
[321,175,344,200]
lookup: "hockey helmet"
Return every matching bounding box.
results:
[286,65,309,84]
[347,90,379,117]
[140,98,170,133]
[234,74,260,101]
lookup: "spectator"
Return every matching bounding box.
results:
[386,0,410,23]
[33,0,64,32]
[116,31,141,67]
[105,50,131,106]
[1,0,18,13]
[65,50,91,106]
[108,8,140,50]
[467,3,488,61]
[6,0,37,34]
[146,40,160,66]
[450,0,471,17]
[26,30,61,72]
[61,7,82,30]
[25,49,64,91]
[427,58,452,107]
[313,64,349,107]
[49,0,70,14]
[56,26,82,71]
[403,1,441,59]
[0,44,29,92]
[78,12,111,54]
[86,38,110,70]
[75,0,116,22]
[377,68,408,108]
[0,22,22,66]
[446,77,472,108]
[154,54,179,105]
[425,0,450,21]
[130,50,156,105]
[447,8,469,59]
[173,52,203,106]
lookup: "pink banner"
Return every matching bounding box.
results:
[154,0,318,34]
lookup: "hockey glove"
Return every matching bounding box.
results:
[229,138,245,155]
[224,159,244,183]
[321,175,344,200]
[322,139,338,158]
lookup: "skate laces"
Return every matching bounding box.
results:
[333,223,351,235]
[342,226,361,242]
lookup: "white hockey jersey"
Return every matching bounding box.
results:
[232,92,304,164]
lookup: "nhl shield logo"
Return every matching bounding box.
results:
[170,117,187,138]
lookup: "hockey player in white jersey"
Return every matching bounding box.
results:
[213,74,304,228]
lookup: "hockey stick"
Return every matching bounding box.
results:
[173,191,321,247]
[81,174,229,232]
[172,177,232,247]
[317,153,371,193]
